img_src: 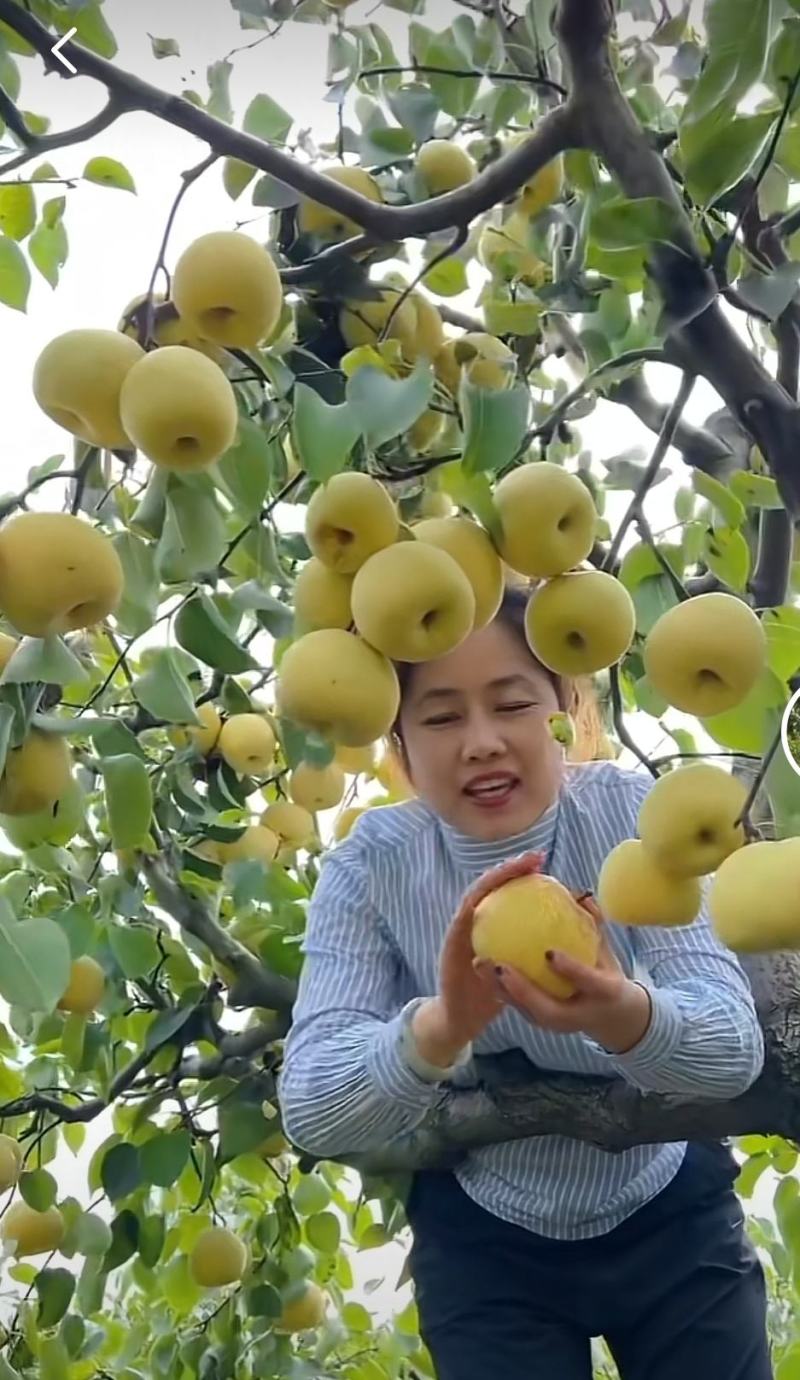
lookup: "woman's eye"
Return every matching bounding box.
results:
[497,702,535,713]
[423,713,459,726]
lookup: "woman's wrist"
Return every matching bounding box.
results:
[411,997,471,1070]
[585,980,653,1055]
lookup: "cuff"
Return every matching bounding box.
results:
[587,986,685,1080]
[365,1007,452,1112]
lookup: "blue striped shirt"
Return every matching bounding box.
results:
[279,761,764,1240]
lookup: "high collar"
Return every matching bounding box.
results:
[438,787,562,874]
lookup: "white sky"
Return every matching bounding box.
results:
[0,0,793,1332]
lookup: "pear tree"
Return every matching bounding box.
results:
[0,0,798,1375]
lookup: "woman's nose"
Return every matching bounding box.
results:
[462,714,506,759]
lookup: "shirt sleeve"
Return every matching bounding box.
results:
[277,840,451,1158]
[586,775,765,1100]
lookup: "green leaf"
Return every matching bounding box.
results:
[589,194,683,250]
[251,173,300,209]
[422,257,468,297]
[703,525,751,591]
[74,1211,112,1257]
[132,648,199,724]
[67,2,117,59]
[36,1268,75,1329]
[346,360,433,447]
[29,217,68,289]
[412,25,479,117]
[692,470,746,529]
[150,35,180,58]
[100,1142,141,1202]
[682,0,779,124]
[243,93,292,144]
[140,1130,192,1188]
[0,902,71,1013]
[729,470,784,509]
[766,707,800,838]
[218,1101,272,1161]
[174,592,257,674]
[305,1211,341,1254]
[20,1168,57,1210]
[461,381,530,475]
[681,111,775,206]
[246,1282,282,1318]
[101,1209,139,1270]
[207,58,233,123]
[386,83,438,142]
[703,667,786,754]
[83,156,136,193]
[0,633,88,686]
[0,183,35,240]
[291,383,361,480]
[112,531,160,637]
[101,755,153,849]
[108,925,159,980]
[223,156,257,201]
[138,1213,165,1268]
[631,574,681,636]
[0,236,30,311]
[763,606,800,681]
[39,1337,69,1380]
[156,481,227,583]
[215,416,274,518]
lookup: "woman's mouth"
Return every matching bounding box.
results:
[463,773,519,808]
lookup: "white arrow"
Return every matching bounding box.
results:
[51,27,77,74]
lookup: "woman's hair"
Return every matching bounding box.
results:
[388,581,611,769]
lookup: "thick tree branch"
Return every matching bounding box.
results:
[0,0,580,239]
[341,953,800,1172]
[606,375,736,479]
[0,92,128,175]
[141,855,297,1012]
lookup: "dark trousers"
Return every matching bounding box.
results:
[405,1142,773,1379]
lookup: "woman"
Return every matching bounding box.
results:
[279,585,770,1378]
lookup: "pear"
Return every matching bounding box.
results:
[168,703,222,756]
[597,839,702,927]
[298,164,383,241]
[1,1202,65,1257]
[708,838,800,952]
[493,462,597,578]
[0,512,123,638]
[407,293,445,360]
[335,744,376,776]
[119,345,238,470]
[189,1227,248,1287]
[218,714,276,777]
[277,1282,327,1332]
[524,570,636,675]
[351,542,475,662]
[434,332,516,395]
[276,629,399,747]
[289,761,345,812]
[472,873,600,999]
[217,825,279,864]
[339,283,418,355]
[637,763,748,878]
[643,593,767,717]
[261,801,316,850]
[305,472,398,574]
[172,230,283,348]
[293,558,353,632]
[413,516,503,631]
[33,328,144,449]
[416,140,476,195]
[0,733,73,816]
[57,956,106,1014]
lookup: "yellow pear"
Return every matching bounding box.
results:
[119,345,238,471]
[416,139,476,195]
[418,488,453,519]
[408,409,446,453]
[351,542,475,662]
[261,801,316,849]
[58,956,106,1014]
[339,284,418,355]
[289,761,345,812]
[637,763,748,879]
[1,777,85,850]
[276,629,400,747]
[0,1135,22,1191]
[278,1282,327,1333]
[0,512,123,638]
[218,825,280,865]
[335,744,376,776]
[333,805,367,841]
[118,292,222,361]
[374,750,414,800]
[293,558,353,632]
[218,714,276,776]
[478,214,547,284]
[305,472,398,574]
[32,328,144,450]
[508,137,564,217]
[189,1227,248,1287]
[597,839,702,927]
[708,838,800,952]
[0,733,72,816]
[258,1130,290,1157]
[434,333,516,395]
[472,873,600,999]
[524,571,636,675]
[169,703,223,756]
[297,164,383,241]
[643,593,767,717]
[413,516,503,631]
[0,633,17,673]
[407,292,445,360]
[493,462,597,578]
[173,230,283,349]
[1,1202,65,1257]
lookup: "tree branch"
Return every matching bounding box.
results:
[141,854,297,1012]
[339,952,800,1172]
[0,0,580,239]
[0,93,128,176]
[606,375,736,479]
[358,64,567,97]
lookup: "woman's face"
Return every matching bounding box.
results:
[398,619,564,841]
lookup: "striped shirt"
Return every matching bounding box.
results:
[279,761,764,1241]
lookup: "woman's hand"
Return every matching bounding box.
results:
[474,895,653,1055]
[411,851,546,1069]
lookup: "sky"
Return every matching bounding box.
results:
[0,0,796,1332]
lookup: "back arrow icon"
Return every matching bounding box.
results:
[51,28,77,74]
